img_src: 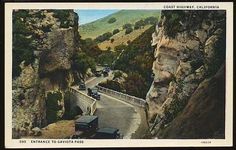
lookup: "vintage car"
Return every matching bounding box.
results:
[79,82,86,90]
[91,127,121,139]
[94,70,102,77]
[87,87,101,100]
[72,115,99,139]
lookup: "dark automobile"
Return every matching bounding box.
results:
[91,127,121,139]
[95,70,102,77]
[79,82,86,90]
[87,87,101,100]
[104,67,110,72]
[103,70,109,77]
[73,115,98,139]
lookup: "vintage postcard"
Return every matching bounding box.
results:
[4,2,233,148]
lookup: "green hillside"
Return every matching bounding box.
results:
[79,10,161,39]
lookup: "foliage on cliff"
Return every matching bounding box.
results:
[13,10,35,77]
[114,25,155,82]
[112,25,155,98]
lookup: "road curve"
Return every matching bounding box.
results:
[82,72,141,139]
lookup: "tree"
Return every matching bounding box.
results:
[108,17,117,24]
[114,44,126,51]
[72,52,96,78]
[53,10,70,28]
[134,20,145,30]
[110,38,114,43]
[113,29,120,35]
[125,27,133,34]
[95,32,113,43]
[144,16,158,25]
[123,23,132,30]
[124,72,148,99]
[80,38,102,57]
[13,10,35,77]
[98,80,123,92]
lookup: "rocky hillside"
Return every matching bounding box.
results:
[146,10,226,139]
[12,10,81,138]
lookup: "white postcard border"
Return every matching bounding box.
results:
[5,2,233,148]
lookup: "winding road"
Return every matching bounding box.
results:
[80,70,142,139]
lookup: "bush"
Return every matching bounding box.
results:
[123,23,132,30]
[96,51,118,66]
[162,96,188,125]
[13,10,35,77]
[98,80,123,92]
[125,27,133,34]
[95,32,113,43]
[113,71,123,79]
[110,38,114,43]
[34,11,46,19]
[113,29,120,35]
[72,52,96,77]
[114,44,126,51]
[127,40,131,45]
[134,19,145,30]
[108,17,116,24]
[80,38,102,57]
[114,25,155,96]
[46,91,62,124]
[53,10,70,28]
[144,16,158,25]
[124,72,148,99]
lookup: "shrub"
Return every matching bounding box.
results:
[95,32,113,43]
[110,38,114,43]
[80,38,102,57]
[162,96,188,125]
[13,10,35,77]
[108,17,116,24]
[125,27,133,34]
[114,25,155,96]
[96,51,117,66]
[72,52,96,77]
[123,23,132,30]
[34,11,46,19]
[124,72,148,99]
[114,44,126,51]
[134,19,145,30]
[98,80,123,92]
[46,91,62,124]
[113,71,123,79]
[127,40,131,45]
[144,16,158,25]
[113,29,120,35]
[53,10,70,28]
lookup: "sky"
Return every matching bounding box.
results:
[74,9,120,25]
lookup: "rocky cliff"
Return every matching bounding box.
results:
[146,10,226,138]
[12,10,80,138]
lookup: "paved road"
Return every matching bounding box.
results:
[81,71,141,139]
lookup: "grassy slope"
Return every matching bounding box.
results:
[98,25,152,50]
[79,10,160,39]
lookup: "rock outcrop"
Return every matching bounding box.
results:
[146,10,226,138]
[12,10,80,138]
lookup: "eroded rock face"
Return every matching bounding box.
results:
[158,64,225,139]
[146,10,226,138]
[12,10,80,138]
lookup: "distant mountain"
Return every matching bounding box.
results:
[79,10,160,39]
